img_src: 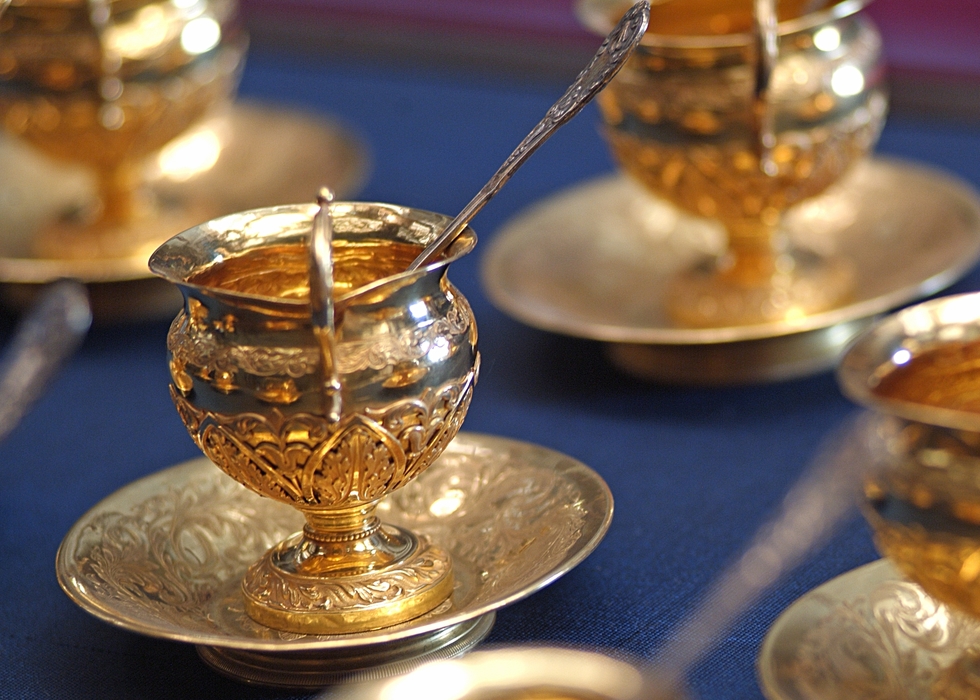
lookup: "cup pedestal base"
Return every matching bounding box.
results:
[665,249,854,328]
[242,524,455,636]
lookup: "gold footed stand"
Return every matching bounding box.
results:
[665,220,854,328]
[242,506,454,635]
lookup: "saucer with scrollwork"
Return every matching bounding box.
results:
[56,433,612,688]
[758,559,980,700]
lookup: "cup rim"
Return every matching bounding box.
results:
[148,201,477,311]
[836,291,980,432]
[576,0,873,49]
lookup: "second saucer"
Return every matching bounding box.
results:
[482,158,980,384]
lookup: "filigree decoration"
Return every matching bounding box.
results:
[788,579,980,699]
[167,297,472,381]
[171,373,475,507]
[243,542,451,612]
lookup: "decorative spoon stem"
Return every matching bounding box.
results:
[406,0,651,271]
[309,187,343,423]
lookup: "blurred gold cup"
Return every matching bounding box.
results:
[838,293,980,620]
[0,0,246,259]
[577,0,886,328]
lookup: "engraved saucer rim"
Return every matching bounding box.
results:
[56,432,614,652]
[481,157,980,347]
[757,558,891,700]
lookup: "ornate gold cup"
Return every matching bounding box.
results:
[149,201,479,634]
[577,0,886,328]
[838,292,980,619]
[0,0,246,259]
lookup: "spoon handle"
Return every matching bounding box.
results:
[0,280,91,444]
[752,0,779,175]
[407,0,650,271]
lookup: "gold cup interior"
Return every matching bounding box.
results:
[187,239,424,302]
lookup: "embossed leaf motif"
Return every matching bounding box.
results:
[172,374,475,509]
[245,548,449,612]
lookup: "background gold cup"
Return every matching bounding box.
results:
[150,201,479,635]
[838,293,980,620]
[0,0,246,260]
[577,0,886,328]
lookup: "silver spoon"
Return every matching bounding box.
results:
[0,280,91,443]
[407,0,651,271]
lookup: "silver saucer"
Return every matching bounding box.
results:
[758,560,980,700]
[482,158,980,384]
[57,433,613,688]
[0,101,369,321]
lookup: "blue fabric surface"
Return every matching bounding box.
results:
[2,51,980,698]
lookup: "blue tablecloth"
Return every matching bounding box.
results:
[3,51,980,699]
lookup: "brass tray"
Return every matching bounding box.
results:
[758,560,980,700]
[57,433,613,687]
[0,101,368,321]
[482,158,980,384]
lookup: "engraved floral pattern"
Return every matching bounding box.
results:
[785,578,980,699]
[385,443,587,603]
[68,472,300,633]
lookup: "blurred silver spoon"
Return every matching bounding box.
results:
[0,280,91,443]
[648,413,886,698]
